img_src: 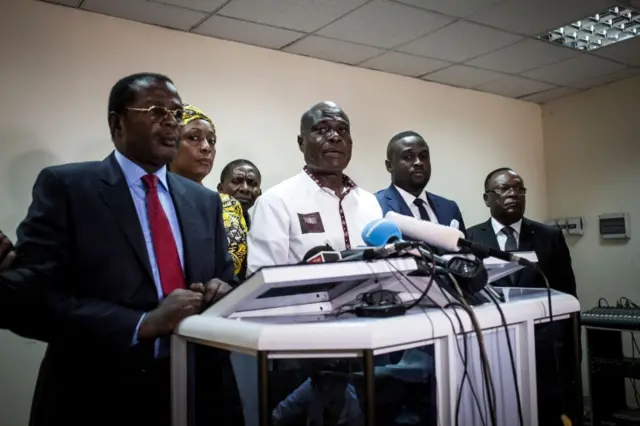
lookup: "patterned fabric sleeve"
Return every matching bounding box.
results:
[220,193,249,278]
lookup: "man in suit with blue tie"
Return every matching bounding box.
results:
[375,131,466,235]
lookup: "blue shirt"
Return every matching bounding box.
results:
[114,150,184,355]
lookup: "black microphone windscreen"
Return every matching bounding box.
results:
[301,244,335,263]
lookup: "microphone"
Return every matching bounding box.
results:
[385,212,534,267]
[361,218,402,245]
[358,219,416,260]
[300,244,342,264]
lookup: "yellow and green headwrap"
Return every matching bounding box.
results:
[182,104,215,132]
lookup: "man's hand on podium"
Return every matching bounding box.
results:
[190,278,232,306]
[0,231,16,272]
[139,288,204,339]
[138,279,232,339]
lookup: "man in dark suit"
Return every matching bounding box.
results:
[467,167,578,426]
[1,73,236,426]
[466,167,576,295]
[375,131,466,235]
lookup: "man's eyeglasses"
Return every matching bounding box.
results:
[486,186,527,196]
[127,106,184,122]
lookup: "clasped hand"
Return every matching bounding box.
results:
[139,278,232,339]
[0,231,16,272]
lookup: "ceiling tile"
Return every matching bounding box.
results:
[149,0,227,13]
[43,0,81,6]
[572,68,640,89]
[520,87,579,104]
[82,0,208,31]
[478,76,556,98]
[467,0,613,36]
[423,65,507,88]
[317,0,453,49]
[593,36,640,67]
[392,0,504,18]
[359,52,450,77]
[283,36,384,65]
[522,55,628,87]
[397,21,522,62]
[216,0,370,33]
[466,39,577,74]
[194,16,304,49]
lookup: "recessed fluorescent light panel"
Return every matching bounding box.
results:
[538,4,640,51]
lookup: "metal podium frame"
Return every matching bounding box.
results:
[171,258,581,426]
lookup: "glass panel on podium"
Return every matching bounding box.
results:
[184,343,250,426]
[369,345,437,425]
[492,287,581,425]
[266,346,437,426]
[183,330,438,426]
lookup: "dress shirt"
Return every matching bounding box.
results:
[490,217,522,251]
[394,185,439,224]
[114,150,184,352]
[247,170,383,274]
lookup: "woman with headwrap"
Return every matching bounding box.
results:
[170,104,249,281]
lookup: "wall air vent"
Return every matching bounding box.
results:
[598,213,630,240]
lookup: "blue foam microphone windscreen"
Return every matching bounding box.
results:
[361,218,403,247]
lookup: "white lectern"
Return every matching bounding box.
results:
[171,258,580,426]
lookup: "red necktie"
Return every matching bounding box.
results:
[142,174,185,296]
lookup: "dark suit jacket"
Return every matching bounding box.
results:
[375,185,467,235]
[1,153,236,426]
[467,219,580,425]
[466,218,576,296]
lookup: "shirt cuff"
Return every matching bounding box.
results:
[131,313,146,346]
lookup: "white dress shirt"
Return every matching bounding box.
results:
[491,217,522,251]
[394,185,439,224]
[247,170,383,274]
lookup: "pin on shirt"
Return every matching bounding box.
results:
[298,212,325,234]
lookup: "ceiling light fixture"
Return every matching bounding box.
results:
[538,4,640,51]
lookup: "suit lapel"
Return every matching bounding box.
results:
[476,219,500,249]
[385,185,413,217]
[168,174,201,284]
[98,154,153,282]
[517,219,535,252]
[426,192,444,224]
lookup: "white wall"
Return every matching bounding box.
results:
[0,0,546,424]
[543,75,640,309]
[543,74,640,402]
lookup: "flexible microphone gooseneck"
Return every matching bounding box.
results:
[340,219,418,262]
[385,212,534,266]
[348,219,412,317]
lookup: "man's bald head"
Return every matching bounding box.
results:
[300,101,349,133]
[297,100,352,174]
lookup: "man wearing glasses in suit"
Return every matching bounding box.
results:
[467,167,578,426]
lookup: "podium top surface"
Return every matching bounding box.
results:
[176,287,580,354]
[201,256,531,319]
